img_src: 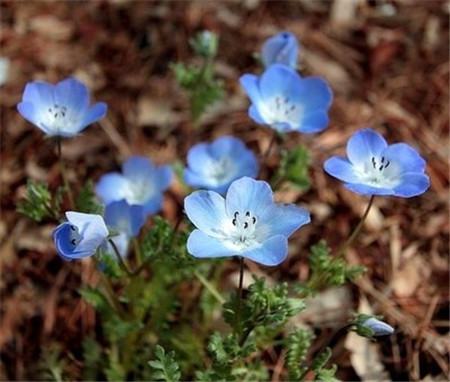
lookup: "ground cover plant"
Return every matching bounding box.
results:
[1,1,449,381]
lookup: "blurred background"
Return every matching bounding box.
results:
[0,0,449,380]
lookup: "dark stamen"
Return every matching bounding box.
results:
[234,211,239,218]
[252,217,256,224]
[245,211,250,217]
[371,157,376,169]
[384,161,390,168]
[232,219,237,226]
[71,239,76,245]
[70,225,76,231]
[244,222,248,229]
[381,156,385,163]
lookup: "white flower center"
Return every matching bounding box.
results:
[263,95,303,128]
[123,180,155,205]
[356,155,401,188]
[228,210,258,248]
[206,157,236,185]
[40,103,80,133]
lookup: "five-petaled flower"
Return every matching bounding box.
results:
[53,211,109,260]
[324,128,430,197]
[102,200,146,258]
[184,177,310,266]
[95,156,173,217]
[240,64,332,134]
[184,136,259,195]
[261,31,299,69]
[17,77,107,137]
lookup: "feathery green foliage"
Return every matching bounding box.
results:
[17,180,61,221]
[148,345,181,382]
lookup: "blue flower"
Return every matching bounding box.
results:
[53,211,109,260]
[102,200,145,258]
[95,156,173,216]
[240,64,332,133]
[361,317,394,336]
[184,177,310,266]
[261,31,299,69]
[184,136,259,194]
[17,77,107,137]
[324,128,430,198]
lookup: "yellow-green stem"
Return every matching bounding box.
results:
[56,139,75,209]
[194,270,225,304]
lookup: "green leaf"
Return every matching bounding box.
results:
[148,345,181,382]
[82,336,103,380]
[285,329,314,380]
[17,180,61,222]
[273,145,311,189]
[75,180,103,214]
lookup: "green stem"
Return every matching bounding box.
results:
[133,238,142,267]
[236,257,245,331]
[336,195,375,258]
[56,139,75,209]
[108,238,133,277]
[194,270,225,304]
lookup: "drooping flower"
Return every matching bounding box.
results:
[261,31,299,69]
[95,156,173,216]
[184,177,310,266]
[323,128,430,198]
[360,317,394,337]
[184,136,259,195]
[240,64,332,134]
[102,200,145,258]
[53,211,109,260]
[17,77,107,137]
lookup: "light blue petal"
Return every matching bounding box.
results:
[382,143,426,173]
[210,136,245,158]
[187,229,233,258]
[54,77,89,112]
[249,104,266,124]
[78,102,107,132]
[183,168,210,188]
[239,74,263,107]
[261,32,298,68]
[393,173,430,198]
[69,212,108,256]
[344,182,393,196]
[186,143,213,174]
[298,111,329,133]
[95,173,129,204]
[184,190,228,238]
[347,129,388,165]
[22,81,54,107]
[363,318,394,336]
[17,102,51,133]
[104,200,145,237]
[260,204,310,238]
[259,64,301,100]
[324,157,361,183]
[241,235,288,266]
[143,193,164,216]
[122,156,154,180]
[225,177,273,218]
[293,77,332,110]
[154,165,173,191]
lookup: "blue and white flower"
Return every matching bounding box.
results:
[96,156,172,216]
[17,77,107,137]
[324,128,430,198]
[361,317,394,337]
[184,177,310,266]
[261,31,299,69]
[102,200,145,258]
[53,211,109,260]
[184,136,259,194]
[240,64,332,133]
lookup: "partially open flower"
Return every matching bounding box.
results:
[17,77,107,137]
[53,212,109,261]
[261,31,299,69]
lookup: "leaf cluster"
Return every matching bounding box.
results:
[273,145,311,190]
[148,345,181,382]
[17,180,62,221]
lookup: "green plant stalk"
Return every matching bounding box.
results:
[236,257,245,335]
[56,139,75,209]
[108,238,133,277]
[133,237,142,267]
[194,269,225,304]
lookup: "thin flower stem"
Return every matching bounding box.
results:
[194,270,225,304]
[132,238,142,267]
[92,257,126,317]
[56,139,75,209]
[336,195,376,258]
[108,238,133,277]
[236,257,245,328]
[262,131,278,162]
